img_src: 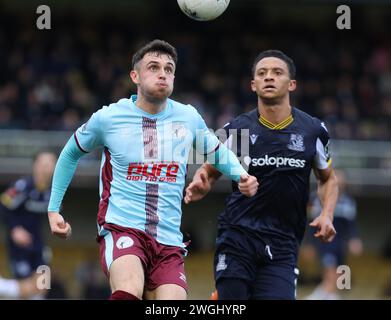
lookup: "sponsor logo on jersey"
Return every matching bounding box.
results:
[244,155,306,168]
[287,133,305,152]
[127,161,179,182]
[250,134,259,145]
[265,245,273,260]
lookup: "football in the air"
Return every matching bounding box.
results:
[177,0,230,21]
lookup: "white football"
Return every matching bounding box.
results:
[177,0,230,21]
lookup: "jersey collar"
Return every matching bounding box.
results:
[258,108,294,130]
[130,94,170,118]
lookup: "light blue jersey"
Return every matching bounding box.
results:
[75,95,220,247]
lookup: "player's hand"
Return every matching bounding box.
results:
[238,174,259,197]
[309,215,336,243]
[184,171,211,204]
[11,226,33,248]
[48,211,72,239]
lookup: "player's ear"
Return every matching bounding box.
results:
[250,79,257,92]
[130,70,140,85]
[288,79,297,92]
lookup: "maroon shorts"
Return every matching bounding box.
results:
[97,223,188,291]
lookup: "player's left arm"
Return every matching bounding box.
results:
[311,166,338,243]
[188,111,258,201]
[310,121,339,243]
[185,144,258,203]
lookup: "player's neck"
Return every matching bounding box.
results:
[258,101,292,125]
[135,95,167,115]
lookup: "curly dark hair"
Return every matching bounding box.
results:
[132,39,178,69]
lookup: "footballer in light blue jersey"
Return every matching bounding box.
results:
[47,40,258,300]
[74,95,224,248]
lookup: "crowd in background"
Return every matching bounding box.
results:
[0,13,390,141]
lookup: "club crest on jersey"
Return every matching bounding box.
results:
[287,133,305,152]
[172,122,187,139]
[250,134,259,145]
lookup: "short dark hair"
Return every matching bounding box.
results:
[252,50,296,79]
[132,39,178,69]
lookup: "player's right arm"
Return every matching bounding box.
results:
[48,110,104,239]
[184,163,220,204]
[47,137,85,239]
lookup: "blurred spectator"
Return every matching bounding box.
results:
[305,170,363,300]
[0,151,57,299]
